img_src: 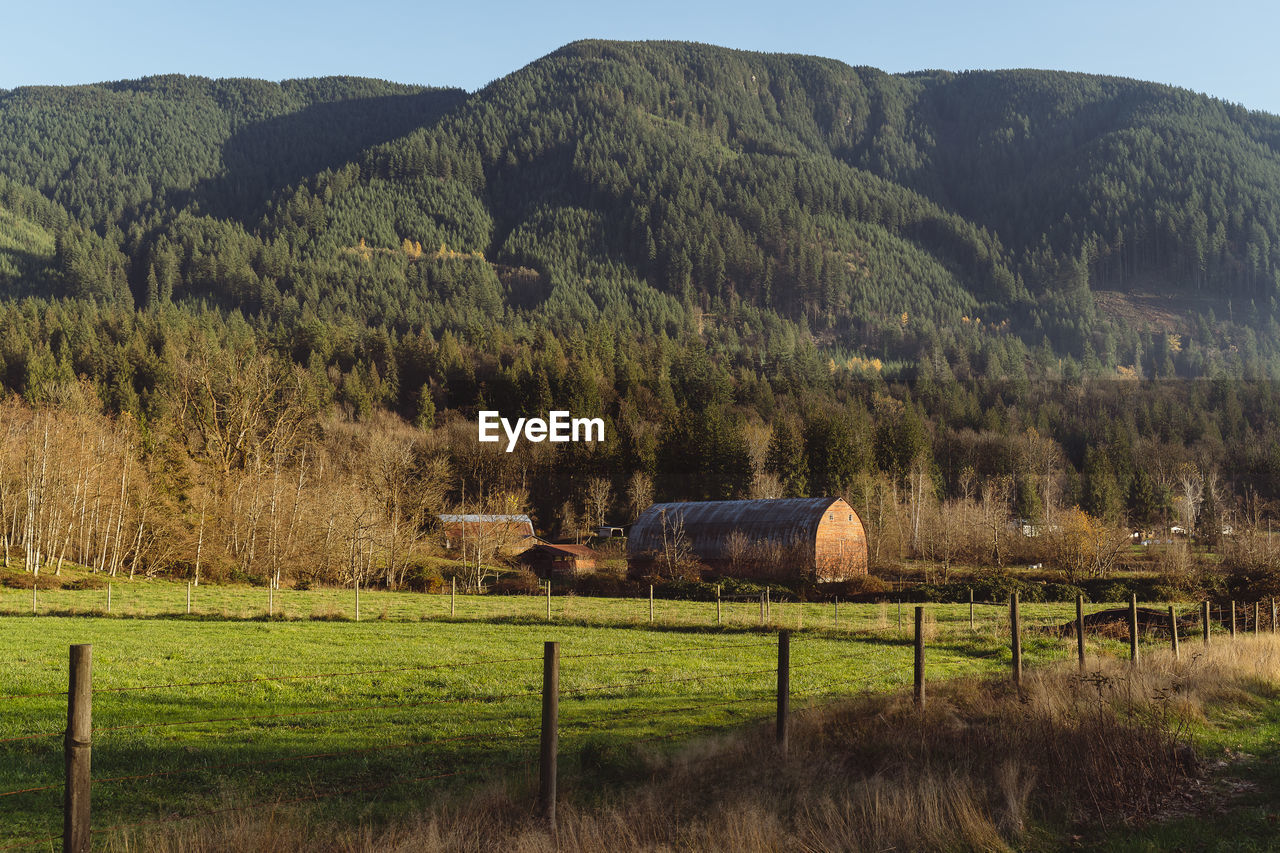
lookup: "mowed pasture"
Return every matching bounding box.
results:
[0,584,1190,848]
[0,577,1175,634]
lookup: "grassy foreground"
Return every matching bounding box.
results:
[0,609,1068,849]
[1,579,1258,851]
[89,635,1280,853]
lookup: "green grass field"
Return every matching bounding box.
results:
[0,579,1215,850]
[0,574,1201,634]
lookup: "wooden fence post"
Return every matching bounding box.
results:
[1202,600,1211,647]
[64,644,92,853]
[776,630,790,756]
[1129,593,1139,666]
[355,576,360,623]
[186,582,191,616]
[766,588,771,622]
[451,577,456,617]
[33,581,37,614]
[1231,601,1237,638]
[914,606,925,708]
[1075,593,1086,672]
[1272,597,1277,634]
[969,587,974,631]
[1256,601,1262,635]
[649,585,654,624]
[539,641,559,831]
[1169,605,1179,660]
[1010,592,1022,687]
[716,586,721,625]
[546,581,552,621]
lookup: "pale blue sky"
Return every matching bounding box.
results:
[4,0,1278,115]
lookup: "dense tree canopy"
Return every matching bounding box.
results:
[3,41,1280,579]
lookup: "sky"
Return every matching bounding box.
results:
[3,0,1279,115]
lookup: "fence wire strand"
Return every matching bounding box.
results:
[561,639,777,660]
[0,689,67,702]
[92,653,545,696]
[90,686,544,736]
[90,725,541,788]
[0,833,60,852]
[87,752,537,841]
[560,663,779,698]
[0,781,62,799]
[0,730,63,745]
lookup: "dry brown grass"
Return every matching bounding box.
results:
[109,636,1280,853]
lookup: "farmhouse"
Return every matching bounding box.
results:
[626,497,867,582]
[437,514,535,554]
[520,543,597,579]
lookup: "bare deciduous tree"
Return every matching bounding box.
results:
[657,509,698,580]
[585,477,612,530]
[1174,462,1203,532]
[979,475,1013,568]
[626,471,653,522]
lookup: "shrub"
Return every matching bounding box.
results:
[401,561,445,593]
[653,577,793,601]
[821,575,889,599]
[1220,533,1280,601]
[0,570,63,590]
[573,573,639,597]
[1077,577,1178,602]
[63,576,107,591]
[490,569,541,595]
[911,578,1087,604]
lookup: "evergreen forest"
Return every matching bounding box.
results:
[2,40,1280,589]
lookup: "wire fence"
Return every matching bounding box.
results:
[2,594,1272,850]
[0,581,1223,635]
[0,629,882,850]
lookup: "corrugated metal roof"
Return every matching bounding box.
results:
[627,498,843,558]
[438,514,533,526]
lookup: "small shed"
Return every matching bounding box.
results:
[520,543,598,579]
[627,497,867,582]
[438,514,535,554]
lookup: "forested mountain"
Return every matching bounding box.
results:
[1,42,1278,369]
[3,41,1280,584]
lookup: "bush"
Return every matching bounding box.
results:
[0,569,64,590]
[909,578,1087,604]
[1078,580,1133,603]
[821,575,890,600]
[63,575,106,590]
[401,561,445,593]
[653,577,794,601]
[1078,577,1173,603]
[228,568,269,587]
[574,573,640,597]
[490,569,541,595]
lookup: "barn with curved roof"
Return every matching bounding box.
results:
[627,497,867,582]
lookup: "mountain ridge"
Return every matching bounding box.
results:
[1,40,1279,379]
